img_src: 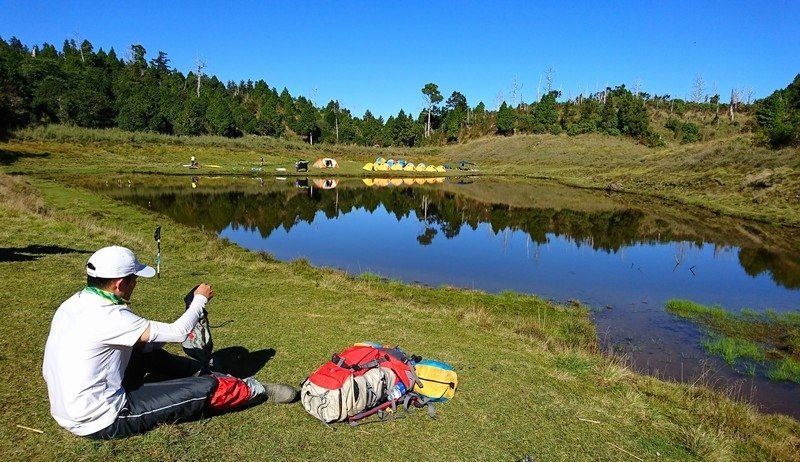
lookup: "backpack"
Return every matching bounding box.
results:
[182,286,213,366]
[300,343,421,425]
[413,359,458,402]
[301,343,458,426]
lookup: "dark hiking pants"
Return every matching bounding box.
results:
[88,349,218,439]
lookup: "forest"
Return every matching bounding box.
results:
[1,37,798,148]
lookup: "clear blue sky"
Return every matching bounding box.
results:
[2,1,798,119]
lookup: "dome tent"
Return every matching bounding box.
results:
[313,158,339,168]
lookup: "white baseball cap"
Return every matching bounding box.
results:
[86,246,156,278]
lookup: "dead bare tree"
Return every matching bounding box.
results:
[691,74,706,103]
[536,74,542,102]
[74,34,85,63]
[545,66,555,93]
[510,77,524,110]
[334,100,339,144]
[495,91,504,111]
[195,58,206,97]
[729,88,739,121]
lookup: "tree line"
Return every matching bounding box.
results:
[0,37,796,147]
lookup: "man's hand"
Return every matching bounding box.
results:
[194,282,214,301]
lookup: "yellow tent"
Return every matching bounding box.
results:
[375,163,389,171]
[435,165,446,172]
[403,162,416,171]
[415,163,427,171]
[425,165,437,172]
[362,162,375,171]
[390,163,404,171]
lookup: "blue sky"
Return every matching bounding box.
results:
[2,1,798,119]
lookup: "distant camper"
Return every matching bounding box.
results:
[190,155,199,169]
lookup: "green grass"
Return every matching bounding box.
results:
[703,336,765,365]
[5,123,800,226]
[767,358,800,383]
[2,131,800,461]
[667,299,800,384]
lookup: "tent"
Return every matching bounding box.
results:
[375,163,389,171]
[425,165,437,172]
[403,163,416,171]
[415,163,427,172]
[313,178,338,189]
[362,162,376,171]
[435,165,446,172]
[375,156,386,165]
[390,163,404,171]
[313,158,339,168]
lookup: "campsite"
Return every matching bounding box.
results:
[1,128,799,461]
[2,3,799,459]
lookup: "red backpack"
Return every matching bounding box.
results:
[300,343,421,425]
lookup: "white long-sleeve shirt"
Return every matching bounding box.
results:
[42,289,206,435]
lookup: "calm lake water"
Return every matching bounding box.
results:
[99,174,800,418]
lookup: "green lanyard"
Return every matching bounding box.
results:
[84,286,129,305]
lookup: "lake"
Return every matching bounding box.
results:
[96,174,800,418]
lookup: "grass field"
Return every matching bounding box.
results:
[1,129,799,461]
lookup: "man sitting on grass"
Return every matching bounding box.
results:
[42,245,297,439]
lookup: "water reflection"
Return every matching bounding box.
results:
[93,174,800,417]
[104,176,800,291]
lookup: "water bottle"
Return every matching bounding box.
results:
[386,382,406,401]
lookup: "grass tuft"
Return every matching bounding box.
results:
[703,335,765,365]
[667,299,800,384]
[767,358,800,383]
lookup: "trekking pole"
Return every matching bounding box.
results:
[154,226,161,278]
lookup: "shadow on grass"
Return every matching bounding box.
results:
[212,346,275,378]
[0,149,51,166]
[0,244,91,262]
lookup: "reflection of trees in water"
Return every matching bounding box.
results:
[739,247,800,289]
[122,186,800,289]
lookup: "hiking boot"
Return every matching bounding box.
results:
[242,377,298,404]
[263,383,298,404]
[243,376,268,404]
